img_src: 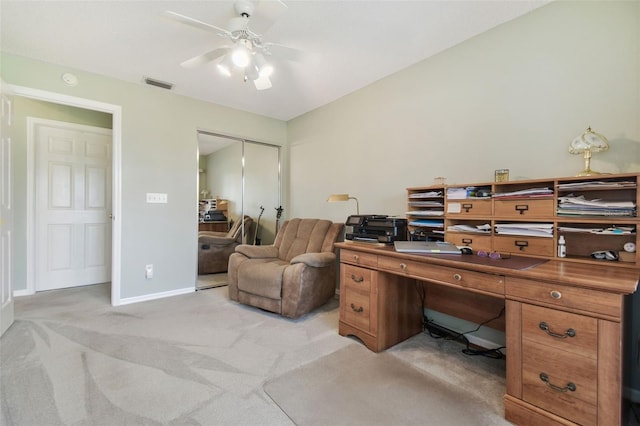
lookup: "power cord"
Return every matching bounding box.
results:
[423,307,506,359]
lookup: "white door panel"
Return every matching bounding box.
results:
[0,92,14,336]
[35,122,112,291]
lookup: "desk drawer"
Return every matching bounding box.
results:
[445,232,492,252]
[494,199,554,218]
[340,249,378,267]
[378,256,505,296]
[341,264,372,293]
[493,235,554,257]
[341,286,373,333]
[522,341,597,426]
[446,199,492,217]
[522,304,597,359]
[507,277,621,319]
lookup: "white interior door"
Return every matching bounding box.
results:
[0,93,14,336]
[34,120,112,291]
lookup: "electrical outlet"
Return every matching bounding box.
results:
[145,264,153,279]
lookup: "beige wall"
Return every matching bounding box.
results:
[288,0,640,221]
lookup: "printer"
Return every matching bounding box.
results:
[345,215,408,244]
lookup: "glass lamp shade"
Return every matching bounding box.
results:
[231,39,251,67]
[255,53,274,78]
[244,62,259,81]
[568,127,610,176]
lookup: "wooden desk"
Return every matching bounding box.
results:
[335,242,639,426]
[198,221,228,232]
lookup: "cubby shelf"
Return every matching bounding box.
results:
[407,172,639,268]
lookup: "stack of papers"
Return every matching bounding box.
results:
[409,219,444,228]
[558,226,636,234]
[493,187,553,198]
[495,223,554,238]
[557,180,637,190]
[447,187,468,200]
[446,224,491,233]
[409,191,443,198]
[557,195,636,217]
[406,210,444,216]
[408,201,444,207]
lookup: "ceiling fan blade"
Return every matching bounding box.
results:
[163,11,231,36]
[249,0,288,35]
[180,48,229,68]
[265,43,303,62]
[254,75,272,91]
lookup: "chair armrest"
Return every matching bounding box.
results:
[198,231,228,238]
[290,252,336,268]
[199,235,238,246]
[235,244,279,259]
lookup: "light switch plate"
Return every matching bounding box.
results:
[146,193,168,203]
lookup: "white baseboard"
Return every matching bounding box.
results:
[14,289,34,297]
[118,286,194,306]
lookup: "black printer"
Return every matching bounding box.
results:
[345,215,408,244]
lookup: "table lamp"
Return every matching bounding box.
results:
[327,194,360,215]
[568,126,609,176]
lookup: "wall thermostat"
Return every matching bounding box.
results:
[623,242,636,253]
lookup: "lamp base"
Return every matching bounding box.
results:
[575,152,609,177]
[575,169,610,177]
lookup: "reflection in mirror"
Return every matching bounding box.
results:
[197,131,281,284]
[244,142,281,245]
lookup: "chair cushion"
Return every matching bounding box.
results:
[237,259,289,300]
[276,219,333,261]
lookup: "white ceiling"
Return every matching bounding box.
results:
[1,0,549,122]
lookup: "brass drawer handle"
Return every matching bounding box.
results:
[350,303,364,313]
[550,290,562,300]
[539,322,576,339]
[399,263,407,270]
[462,238,472,244]
[352,255,359,261]
[453,273,462,281]
[350,274,364,283]
[539,373,576,393]
[462,203,473,213]
[515,204,529,215]
[515,240,529,251]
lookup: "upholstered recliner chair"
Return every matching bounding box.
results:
[228,218,344,319]
[198,215,253,274]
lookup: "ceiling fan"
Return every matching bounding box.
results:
[164,0,300,90]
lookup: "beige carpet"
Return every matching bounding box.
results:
[196,272,228,290]
[264,342,511,426]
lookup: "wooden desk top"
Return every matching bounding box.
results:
[335,242,639,295]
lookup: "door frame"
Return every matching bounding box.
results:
[6,83,123,306]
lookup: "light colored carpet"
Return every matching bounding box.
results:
[265,341,510,426]
[197,272,228,290]
[1,283,348,425]
[2,282,515,426]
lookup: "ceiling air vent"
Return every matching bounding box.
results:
[143,77,173,90]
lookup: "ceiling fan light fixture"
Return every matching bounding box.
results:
[216,55,234,77]
[231,39,252,67]
[255,53,274,78]
[245,62,260,81]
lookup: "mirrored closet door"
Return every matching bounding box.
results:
[197,131,281,245]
